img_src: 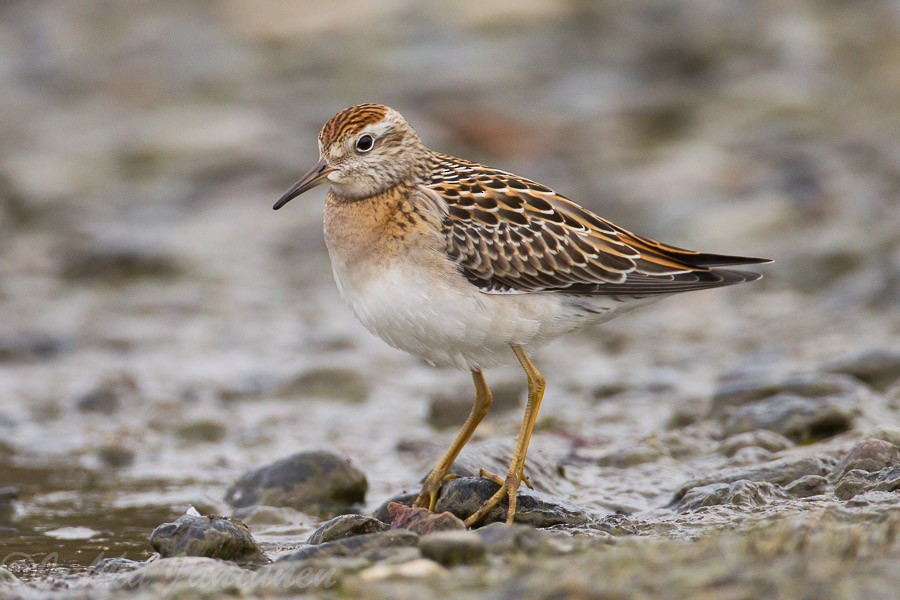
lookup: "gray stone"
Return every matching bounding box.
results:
[830,438,900,482]
[783,475,829,498]
[420,530,486,566]
[719,430,794,457]
[307,514,389,545]
[672,455,833,504]
[474,522,547,554]
[225,450,367,514]
[280,529,419,562]
[149,510,268,565]
[825,349,900,391]
[834,465,900,501]
[90,557,145,574]
[277,367,369,403]
[595,443,664,467]
[0,332,66,362]
[723,393,853,443]
[677,480,790,512]
[711,373,868,416]
[434,476,594,528]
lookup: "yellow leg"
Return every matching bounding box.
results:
[414,369,493,511]
[464,345,545,526]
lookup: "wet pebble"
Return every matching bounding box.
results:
[474,521,547,554]
[372,491,419,524]
[280,529,419,563]
[61,239,182,282]
[710,373,868,416]
[783,475,829,498]
[824,349,900,391]
[387,502,465,534]
[226,450,367,514]
[419,530,486,566]
[307,514,389,545]
[434,476,594,528]
[277,367,369,403]
[676,480,790,511]
[149,508,268,565]
[719,430,794,457]
[672,455,833,504]
[834,466,900,501]
[723,393,853,443]
[830,438,900,482]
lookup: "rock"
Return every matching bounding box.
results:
[723,393,853,443]
[280,529,419,562]
[277,367,369,403]
[719,431,794,457]
[358,558,448,581]
[830,438,900,482]
[783,475,829,498]
[825,349,900,391]
[111,557,246,593]
[834,465,900,501]
[387,502,465,534]
[595,443,664,467]
[90,557,145,574]
[672,455,833,504]
[307,514,389,544]
[0,331,66,362]
[419,530,486,566]
[96,444,135,469]
[710,373,868,416]
[149,509,268,565]
[61,239,182,282]
[74,375,137,413]
[473,522,546,554]
[676,480,790,512]
[434,476,594,528]
[175,419,228,443]
[372,491,419,524]
[225,450,367,514]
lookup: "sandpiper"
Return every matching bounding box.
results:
[274,103,769,526]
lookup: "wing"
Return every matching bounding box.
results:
[426,153,770,296]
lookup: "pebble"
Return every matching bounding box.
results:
[723,393,853,442]
[434,476,594,528]
[372,491,419,524]
[307,514,389,545]
[387,502,466,535]
[225,450,367,514]
[473,522,546,554]
[676,480,789,512]
[419,530,486,566]
[61,239,182,282]
[710,373,868,416]
[149,509,268,565]
[277,367,369,403]
[783,475,829,498]
[719,430,794,457]
[280,529,419,563]
[830,438,900,482]
[834,466,900,501]
[824,349,900,391]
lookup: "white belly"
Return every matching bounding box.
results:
[329,254,645,370]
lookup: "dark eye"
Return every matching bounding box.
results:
[355,134,374,153]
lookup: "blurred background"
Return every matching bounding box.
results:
[0,0,898,581]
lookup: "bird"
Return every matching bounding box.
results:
[273,103,769,526]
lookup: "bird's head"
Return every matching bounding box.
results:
[274,103,426,209]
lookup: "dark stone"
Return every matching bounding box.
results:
[61,239,181,282]
[834,465,900,501]
[710,373,868,416]
[474,522,546,554]
[676,480,789,512]
[723,393,853,443]
[0,332,66,362]
[225,450,367,514]
[783,475,829,498]
[372,491,418,524]
[307,514,388,545]
[75,376,136,413]
[420,530,486,566]
[149,510,268,565]
[280,529,419,562]
[830,438,900,482]
[97,445,135,469]
[277,367,368,403]
[825,349,900,391]
[175,420,228,444]
[434,476,594,528]
[387,502,465,534]
[672,455,833,504]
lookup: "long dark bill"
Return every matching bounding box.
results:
[273,157,332,210]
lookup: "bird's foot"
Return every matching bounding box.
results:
[464,467,528,527]
[413,472,459,511]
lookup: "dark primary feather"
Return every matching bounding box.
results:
[425,153,769,297]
